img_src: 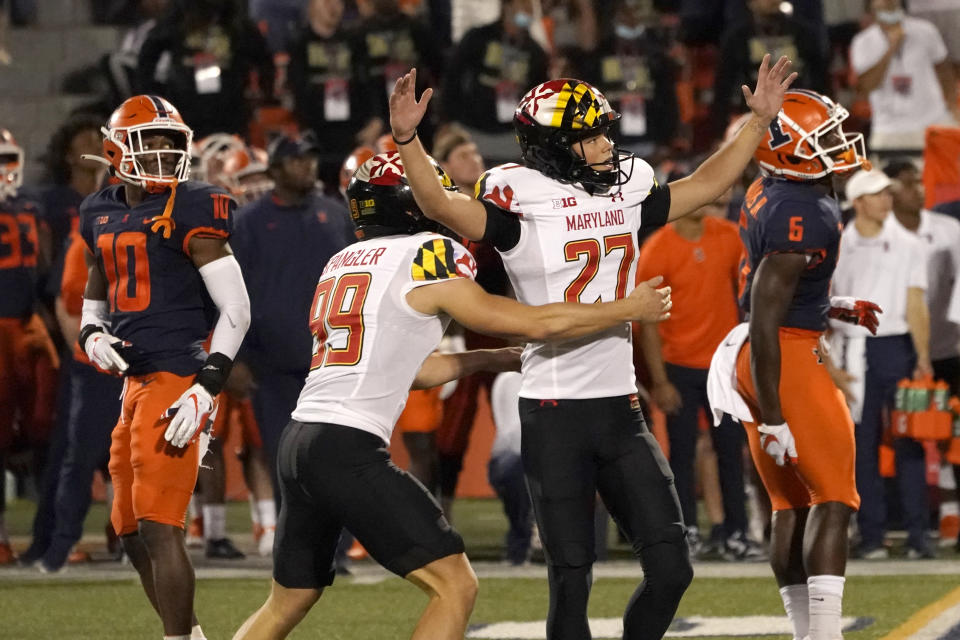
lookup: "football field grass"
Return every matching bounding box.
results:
[3,498,960,638]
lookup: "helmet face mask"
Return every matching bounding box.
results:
[102,96,194,193]
[755,89,868,181]
[0,131,24,201]
[347,151,456,239]
[514,79,635,192]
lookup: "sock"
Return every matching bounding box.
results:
[188,496,199,520]
[191,624,206,639]
[203,504,227,541]
[257,500,276,529]
[105,481,115,512]
[779,583,810,640]
[807,575,844,640]
[163,635,190,640]
[248,496,260,527]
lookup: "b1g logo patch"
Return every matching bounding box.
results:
[552,197,577,209]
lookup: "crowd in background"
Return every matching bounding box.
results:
[3,0,960,570]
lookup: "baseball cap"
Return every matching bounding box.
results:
[267,132,319,165]
[845,169,892,202]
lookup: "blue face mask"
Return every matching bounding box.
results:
[513,11,533,30]
[615,24,645,40]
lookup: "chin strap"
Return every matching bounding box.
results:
[147,178,179,238]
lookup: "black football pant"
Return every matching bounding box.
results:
[520,395,692,640]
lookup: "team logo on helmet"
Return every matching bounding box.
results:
[754,89,868,181]
[517,79,616,132]
[0,129,24,201]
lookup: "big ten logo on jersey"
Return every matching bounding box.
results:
[0,211,39,269]
[211,193,231,220]
[552,196,577,209]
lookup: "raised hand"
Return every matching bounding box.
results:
[742,54,798,124]
[389,68,434,140]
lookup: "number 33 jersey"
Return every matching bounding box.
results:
[478,158,670,399]
[292,232,478,444]
[79,182,235,376]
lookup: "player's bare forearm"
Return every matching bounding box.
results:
[411,347,522,389]
[748,253,805,424]
[667,54,796,221]
[396,134,488,240]
[83,249,107,301]
[906,287,932,371]
[639,322,669,386]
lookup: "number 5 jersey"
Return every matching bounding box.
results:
[292,233,478,444]
[79,181,235,376]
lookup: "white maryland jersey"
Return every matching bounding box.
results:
[292,232,478,444]
[477,157,670,399]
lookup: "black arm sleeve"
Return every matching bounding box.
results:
[481,200,521,252]
[639,184,671,231]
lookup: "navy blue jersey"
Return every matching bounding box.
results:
[0,195,43,318]
[738,177,842,331]
[79,181,235,376]
[231,190,355,374]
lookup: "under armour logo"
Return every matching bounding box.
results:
[610,192,624,203]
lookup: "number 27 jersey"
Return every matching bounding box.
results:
[292,232,478,444]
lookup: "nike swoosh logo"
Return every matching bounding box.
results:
[141,377,156,386]
[724,338,739,346]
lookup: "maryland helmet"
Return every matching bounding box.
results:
[754,89,868,181]
[0,129,24,200]
[101,95,193,193]
[346,151,456,239]
[513,79,633,191]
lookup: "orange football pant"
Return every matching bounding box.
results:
[210,390,263,449]
[0,314,59,449]
[736,327,860,512]
[109,372,201,535]
[396,388,444,433]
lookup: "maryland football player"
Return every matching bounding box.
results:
[390,55,795,639]
[730,89,877,640]
[232,151,672,640]
[79,95,250,639]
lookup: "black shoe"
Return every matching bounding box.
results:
[205,538,245,559]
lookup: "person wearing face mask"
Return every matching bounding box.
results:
[439,0,549,163]
[850,0,960,156]
[711,0,827,140]
[574,0,677,158]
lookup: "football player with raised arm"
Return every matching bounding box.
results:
[734,91,878,640]
[232,151,672,640]
[389,55,796,640]
[78,96,250,640]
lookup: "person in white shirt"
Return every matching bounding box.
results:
[832,168,934,559]
[883,158,960,553]
[389,55,796,639]
[489,371,533,565]
[850,0,959,153]
[232,152,673,640]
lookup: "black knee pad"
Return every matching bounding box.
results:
[639,525,693,596]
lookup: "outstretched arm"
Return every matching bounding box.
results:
[406,275,671,343]
[390,69,489,240]
[411,347,522,390]
[667,54,797,222]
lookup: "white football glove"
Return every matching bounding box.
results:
[163,383,216,448]
[84,331,130,374]
[758,422,798,467]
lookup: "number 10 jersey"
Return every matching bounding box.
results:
[292,232,477,445]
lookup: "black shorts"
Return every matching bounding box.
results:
[519,395,684,567]
[273,420,465,589]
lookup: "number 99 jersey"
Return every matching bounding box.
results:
[292,232,478,444]
[79,181,234,375]
[737,176,843,331]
